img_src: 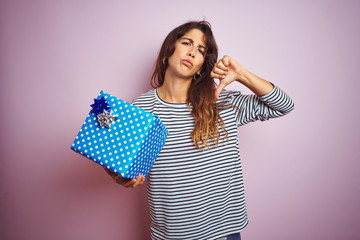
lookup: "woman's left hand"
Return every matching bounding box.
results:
[211,55,245,99]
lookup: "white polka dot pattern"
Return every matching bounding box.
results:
[70,91,168,179]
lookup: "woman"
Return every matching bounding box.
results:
[105,21,294,240]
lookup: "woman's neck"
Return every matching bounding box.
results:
[157,71,192,103]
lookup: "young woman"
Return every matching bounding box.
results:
[105,21,294,240]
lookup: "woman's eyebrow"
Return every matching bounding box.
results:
[181,37,207,50]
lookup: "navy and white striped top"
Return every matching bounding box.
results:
[132,86,294,240]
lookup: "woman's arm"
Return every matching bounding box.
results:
[212,55,294,125]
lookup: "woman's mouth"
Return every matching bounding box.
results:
[182,59,193,67]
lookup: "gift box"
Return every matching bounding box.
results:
[71,91,168,179]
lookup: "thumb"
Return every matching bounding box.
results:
[222,55,231,67]
[215,82,227,100]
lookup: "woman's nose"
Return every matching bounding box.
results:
[187,49,196,57]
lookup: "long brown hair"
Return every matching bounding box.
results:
[151,21,227,149]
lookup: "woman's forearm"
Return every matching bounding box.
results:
[237,68,274,96]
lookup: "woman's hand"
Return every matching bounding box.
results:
[211,55,245,99]
[211,55,274,98]
[104,168,145,188]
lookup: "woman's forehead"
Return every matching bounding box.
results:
[182,29,206,45]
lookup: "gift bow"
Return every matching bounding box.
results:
[97,110,119,128]
[91,96,111,115]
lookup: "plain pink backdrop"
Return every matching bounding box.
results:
[1,0,359,239]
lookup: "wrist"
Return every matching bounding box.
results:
[236,68,250,84]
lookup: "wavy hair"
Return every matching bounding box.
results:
[151,21,227,149]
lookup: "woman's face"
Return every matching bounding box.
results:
[166,28,206,79]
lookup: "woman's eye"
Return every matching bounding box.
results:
[182,42,191,46]
[198,49,205,55]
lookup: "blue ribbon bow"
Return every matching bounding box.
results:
[91,96,111,115]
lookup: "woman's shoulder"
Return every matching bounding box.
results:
[132,89,157,110]
[133,89,155,102]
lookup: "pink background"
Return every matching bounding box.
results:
[1,0,359,239]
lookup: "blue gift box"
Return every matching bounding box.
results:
[71,91,168,179]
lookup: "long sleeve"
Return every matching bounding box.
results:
[223,85,294,126]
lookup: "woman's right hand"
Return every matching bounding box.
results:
[104,168,145,188]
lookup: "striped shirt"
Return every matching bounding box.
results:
[132,86,294,240]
